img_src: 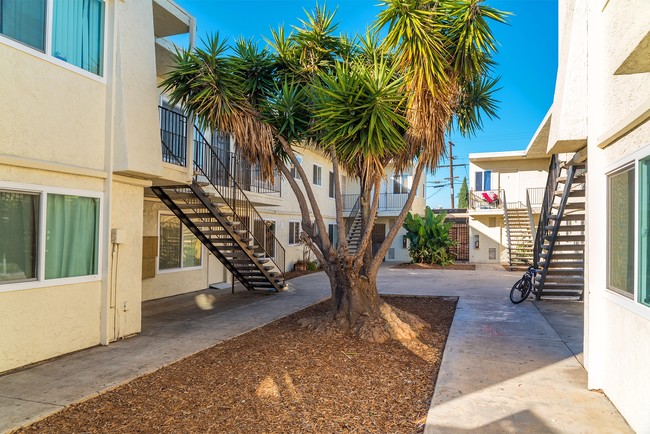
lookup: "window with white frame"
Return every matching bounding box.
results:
[328,171,335,198]
[289,221,300,245]
[158,214,202,271]
[0,186,100,286]
[0,0,105,76]
[607,153,650,308]
[290,156,302,179]
[313,164,322,186]
[393,174,409,194]
[475,170,492,191]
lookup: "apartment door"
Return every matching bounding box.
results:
[499,170,519,207]
[371,223,386,257]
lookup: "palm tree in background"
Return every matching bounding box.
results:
[161,1,507,342]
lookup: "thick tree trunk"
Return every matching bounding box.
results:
[299,263,429,343]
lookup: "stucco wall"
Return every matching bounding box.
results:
[141,199,214,301]
[468,215,504,263]
[581,0,650,431]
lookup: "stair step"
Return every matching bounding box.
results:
[545,224,585,232]
[555,189,585,197]
[547,213,585,221]
[543,268,584,276]
[539,261,584,268]
[540,252,584,260]
[557,175,586,183]
[541,244,584,251]
[545,235,585,242]
[539,275,584,283]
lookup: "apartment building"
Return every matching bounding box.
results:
[0,0,425,374]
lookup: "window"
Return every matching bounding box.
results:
[393,174,410,194]
[0,185,100,288]
[639,157,649,307]
[328,223,338,247]
[475,170,492,191]
[607,153,650,308]
[0,0,46,51]
[313,164,322,186]
[159,214,202,271]
[290,156,302,179]
[289,221,300,245]
[0,0,105,76]
[328,171,335,198]
[0,191,39,283]
[608,165,635,297]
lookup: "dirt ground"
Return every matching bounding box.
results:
[394,262,476,271]
[18,296,457,434]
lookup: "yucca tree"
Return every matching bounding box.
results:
[160,1,507,343]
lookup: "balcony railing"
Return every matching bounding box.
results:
[526,187,545,208]
[342,192,412,212]
[469,189,505,211]
[159,105,280,194]
[159,106,187,166]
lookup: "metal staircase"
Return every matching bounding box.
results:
[505,207,534,268]
[533,154,586,299]
[154,107,285,292]
[345,196,362,254]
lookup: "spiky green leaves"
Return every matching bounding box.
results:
[311,59,408,179]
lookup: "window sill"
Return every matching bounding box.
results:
[156,265,204,274]
[0,35,106,84]
[0,275,101,294]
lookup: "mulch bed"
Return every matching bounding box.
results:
[394,262,476,271]
[18,296,457,434]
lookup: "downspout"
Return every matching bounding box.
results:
[100,0,120,346]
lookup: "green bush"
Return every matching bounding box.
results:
[306,260,320,272]
[403,207,457,266]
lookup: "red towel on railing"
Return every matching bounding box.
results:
[481,192,499,204]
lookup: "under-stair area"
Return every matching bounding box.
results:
[505,208,534,269]
[533,153,586,300]
[155,106,285,292]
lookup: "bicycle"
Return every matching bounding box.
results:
[509,266,540,304]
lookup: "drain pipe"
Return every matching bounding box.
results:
[100,0,120,346]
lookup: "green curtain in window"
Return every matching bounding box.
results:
[52,0,104,75]
[640,158,650,307]
[609,169,635,296]
[45,194,99,279]
[0,191,38,282]
[182,226,201,267]
[0,0,46,51]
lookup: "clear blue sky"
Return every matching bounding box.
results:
[173,0,558,209]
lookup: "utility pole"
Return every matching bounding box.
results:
[447,141,455,208]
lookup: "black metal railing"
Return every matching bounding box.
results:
[533,154,560,268]
[346,195,361,239]
[469,189,505,210]
[193,127,285,274]
[159,106,187,166]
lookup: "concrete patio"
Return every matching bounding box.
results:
[0,265,632,433]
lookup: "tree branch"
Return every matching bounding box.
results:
[368,160,426,279]
[279,137,331,254]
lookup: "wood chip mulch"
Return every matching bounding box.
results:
[393,262,476,270]
[18,296,457,434]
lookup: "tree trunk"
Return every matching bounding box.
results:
[299,263,429,343]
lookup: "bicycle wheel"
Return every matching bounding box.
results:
[509,277,531,304]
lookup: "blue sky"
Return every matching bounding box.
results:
[174,0,558,208]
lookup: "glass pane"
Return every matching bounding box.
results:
[639,158,649,307]
[608,167,635,297]
[52,0,104,75]
[475,171,483,191]
[182,225,201,268]
[159,215,181,270]
[0,0,46,51]
[45,194,99,279]
[484,171,492,191]
[0,191,39,283]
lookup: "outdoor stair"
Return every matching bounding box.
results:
[345,195,363,254]
[505,208,534,268]
[154,114,286,292]
[532,153,586,300]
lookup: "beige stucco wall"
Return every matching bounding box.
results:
[468,215,504,264]
[141,199,216,301]
[0,45,106,171]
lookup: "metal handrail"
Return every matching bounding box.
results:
[502,190,512,265]
[159,106,187,166]
[193,126,285,275]
[346,195,361,239]
[533,154,560,268]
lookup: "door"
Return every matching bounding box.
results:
[371,223,386,257]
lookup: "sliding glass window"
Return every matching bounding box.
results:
[0,191,39,283]
[608,166,635,297]
[0,0,46,51]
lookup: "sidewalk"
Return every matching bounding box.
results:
[0,265,632,433]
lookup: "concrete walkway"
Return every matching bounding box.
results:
[0,265,631,433]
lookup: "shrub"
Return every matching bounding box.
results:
[403,207,457,266]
